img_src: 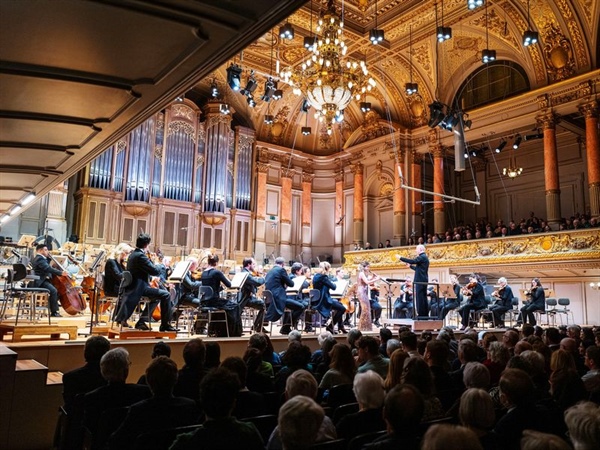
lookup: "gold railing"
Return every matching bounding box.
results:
[343,229,600,270]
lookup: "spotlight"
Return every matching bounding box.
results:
[513,134,522,149]
[301,127,311,136]
[471,150,478,157]
[436,26,452,42]
[273,89,283,100]
[279,23,294,40]
[264,114,274,124]
[247,95,256,108]
[369,29,384,44]
[240,72,257,96]
[219,103,230,115]
[405,82,418,95]
[524,131,544,141]
[482,49,496,64]
[262,78,276,102]
[304,36,317,50]
[523,30,539,47]
[467,0,484,10]
[440,112,459,131]
[428,101,446,128]
[210,81,219,98]
[495,139,507,153]
[301,99,310,113]
[360,102,371,112]
[226,64,242,91]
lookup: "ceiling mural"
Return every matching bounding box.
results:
[192,0,597,156]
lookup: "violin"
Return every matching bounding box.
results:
[462,281,477,296]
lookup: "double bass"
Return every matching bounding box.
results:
[49,255,87,315]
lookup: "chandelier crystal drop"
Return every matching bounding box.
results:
[280,0,375,133]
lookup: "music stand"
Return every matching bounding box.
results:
[88,251,107,335]
[380,282,400,320]
[17,234,36,248]
[286,276,306,295]
[230,271,249,290]
[438,283,456,299]
[168,260,193,283]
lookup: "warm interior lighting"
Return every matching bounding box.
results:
[279,23,294,40]
[513,134,522,149]
[21,192,36,205]
[467,0,484,10]
[503,153,523,178]
[523,0,538,47]
[360,102,371,112]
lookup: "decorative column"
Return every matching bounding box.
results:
[334,170,345,261]
[279,167,295,261]
[393,150,406,245]
[253,160,269,263]
[539,112,561,226]
[411,151,423,240]
[432,145,445,236]
[579,100,600,218]
[351,163,364,248]
[301,171,314,264]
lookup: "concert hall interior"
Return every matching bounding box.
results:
[0,1,599,449]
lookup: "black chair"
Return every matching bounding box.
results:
[2,264,50,324]
[310,438,347,450]
[347,431,387,450]
[331,402,359,425]
[133,424,202,450]
[241,414,278,443]
[326,383,356,409]
[557,298,574,324]
[196,286,230,337]
[111,271,134,329]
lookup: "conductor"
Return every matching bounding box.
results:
[399,244,430,318]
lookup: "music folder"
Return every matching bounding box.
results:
[229,271,249,290]
[438,283,456,298]
[286,276,306,294]
[329,279,348,298]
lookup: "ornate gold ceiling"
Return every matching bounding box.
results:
[199,0,598,155]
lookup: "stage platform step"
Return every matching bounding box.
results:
[0,324,78,342]
[108,328,177,340]
[382,318,445,331]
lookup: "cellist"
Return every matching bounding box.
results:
[32,243,69,317]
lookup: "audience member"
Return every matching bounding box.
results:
[383,348,409,392]
[402,357,444,420]
[204,341,221,370]
[319,343,356,391]
[220,356,267,419]
[459,388,500,450]
[173,338,209,402]
[379,327,393,357]
[243,347,275,393]
[137,340,171,384]
[564,401,600,450]
[582,345,600,394]
[274,342,313,393]
[520,430,572,450]
[278,396,324,450]
[357,336,389,378]
[421,424,483,450]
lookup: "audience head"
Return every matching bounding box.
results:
[502,330,520,348]
[282,342,311,369]
[248,333,268,353]
[519,350,546,378]
[347,329,363,348]
[585,345,600,370]
[386,339,401,357]
[220,356,247,388]
[151,341,171,359]
[514,340,533,355]
[424,339,450,367]
[550,348,576,372]
[399,331,418,352]
[100,347,130,383]
[380,329,393,346]
[317,330,333,346]
[422,424,483,450]
[199,367,240,419]
[145,356,178,397]
[329,343,355,378]
[458,339,479,364]
[560,337,577,353]
[288,330,302,344]
[383,384,424,435]
[243,347,263,374]
[401,357,434,396]
[459,388,495,432]
[285,369,318,399]
[488,341,510,366]
[84,335,111,363]
[463,362,491,389]
[520,430,573,450]
[384,348,409,391]
[278,396,324,450]
[545,327,562,345]
[564,401,600,450]
[357,336,379,358]
[499,368,534,407]
[183,338,206,368]
[353,370,385,410]
[204,341,221,369]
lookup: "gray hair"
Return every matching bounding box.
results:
[386,339,402,356]
[100,347,130,383]
[353,370,385,409]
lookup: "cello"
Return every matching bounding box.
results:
[49,255,87,315]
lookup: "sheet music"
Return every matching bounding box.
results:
[168,260,192,282]
[230,271,249,289]
[286,276,306,293]
[329,279,348,297]
[438,283,456,298]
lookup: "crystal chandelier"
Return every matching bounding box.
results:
[280,0,375,134]
[503,154,523,179]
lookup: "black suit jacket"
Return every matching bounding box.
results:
[108,396,200,449]
[122,247,161,304]
[400,253,429,283]
[239,268,265,307]
[103,258,125,297]
[62,362,106,413]
[336,407,386,441]
[469,282,487,308]
[32,254,62,286]
[494,285,514,309]
[265,265,294,321]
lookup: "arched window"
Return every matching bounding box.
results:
[454,61,529,110]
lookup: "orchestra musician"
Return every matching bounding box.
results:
[356,261,380,331]
[488,277,514,328]
[116,233,175,332]
[399,244,430,317]
[179,257,202,307]
[459,274,486,330]
[155,253,172,283]
[427,278,440,319]
[200,254,242,337]
[103,243,132,298]
[393,276,414,319]
[439,274,462,320]
[32,243,70,317]
[265,257,303,335]
[313,261,346,334]
[367,272,383,328]
[517,278,545,326]
[239,257,267,333]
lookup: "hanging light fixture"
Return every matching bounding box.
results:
[279,22,294,40]
[467,0,484,10]
[481,1,496,63]
[369,0,384,44]
[360,101,371,112]
[522,0,538,47]
[495,139,507,153]
[301,105,311,135]
[436,0,452,43]
[226,63,242,91]
[280,0,375,134]
[503,153,523,179]
[303,2,317,50]
[405,25,418,95]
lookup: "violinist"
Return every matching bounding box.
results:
[179,257,202,307]
[239,257,266,333]
[32,243,69,317]
[356,261,380,330]
[155,253,172,283]
[116,233,175,332]
[313,261,346,334]
[367,272,383,328]
[103,243,132,298]
[439,274,462,320]
[393,276,414,319]
[265,257,298,335]
[517,278,545,326]
[459,274,486,330]
[488,277,514,328]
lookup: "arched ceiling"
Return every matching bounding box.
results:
[191,0,598,155]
